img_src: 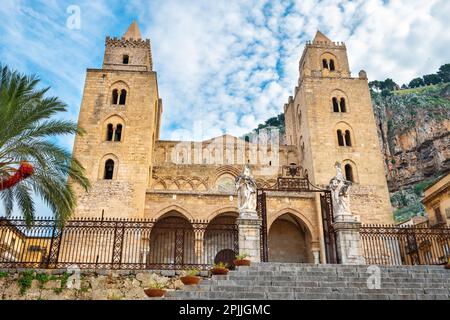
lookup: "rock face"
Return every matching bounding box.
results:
[0,270,186,300]
[374,83,450,192]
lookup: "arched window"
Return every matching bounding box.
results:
[123,55,129,64]
[345,164,354,182]
[322,59,329,69]
[345,130,352,147]
[337,130,345,146]
[340,98,346,113]
[114,124,123,142]
[106,124,114,141]
[111,89,119,105]
[119,89,127,105]
[330,59,335,71]
[104,160,115,180]
[332,97,339,112]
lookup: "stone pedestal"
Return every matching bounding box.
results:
[333,215,365,265]
[237,211,262,263]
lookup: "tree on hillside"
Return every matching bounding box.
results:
[0,64,90,225]
[380,78,398,91]
[369,79,398,92]
[409,77,425,88]
[437,64,450,83]
[423,74,442,85]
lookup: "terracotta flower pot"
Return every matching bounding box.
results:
[144,288,167,298]
[211,267,229,275]
[234,259,251,267]
[180,275,201,285]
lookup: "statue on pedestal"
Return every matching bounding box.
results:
[329,162,352,219]
[235,165,257,213]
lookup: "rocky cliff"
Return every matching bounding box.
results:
[373,83,450,222]
[373,83,450,191]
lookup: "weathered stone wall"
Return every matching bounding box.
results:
[0,269,184,300]
[284,33,393,225]
[72,45,160,219]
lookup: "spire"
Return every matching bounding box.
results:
[123,20,142,40]
[313,30,332,43]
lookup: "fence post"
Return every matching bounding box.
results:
[46,223,63,269]
[111,221,125,269]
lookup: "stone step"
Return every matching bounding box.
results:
[167,263,450,300]
[166,290,450,300]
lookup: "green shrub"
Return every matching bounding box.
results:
[18,270,35,295]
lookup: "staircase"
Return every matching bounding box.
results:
[165,263,450,300]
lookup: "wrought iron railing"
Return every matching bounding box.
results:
[360,224,450,265]
[0,217,239,270]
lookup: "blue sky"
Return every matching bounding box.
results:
[1,0,449,217]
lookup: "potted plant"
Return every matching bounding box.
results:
[180,269,201,285]
[445,258,450,270]
[234,253,251,267]
[144,282,167,298]
[210,262,229,275]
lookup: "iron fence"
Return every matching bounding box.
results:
[360,224,450,265]
[0,217,239,270]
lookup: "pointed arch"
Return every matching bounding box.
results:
[153,205,194,222]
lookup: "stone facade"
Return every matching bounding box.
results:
[72,24,393,264]
[284,31,393,224]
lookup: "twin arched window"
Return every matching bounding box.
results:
[111,89,127,105]
[337,130,352,147]
[322,59,336,71]
[332,97,346,113]
[105,124,123,142]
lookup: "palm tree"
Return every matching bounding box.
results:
[0,64,90,225]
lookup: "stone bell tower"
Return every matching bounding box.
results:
[284,31,393,224]
[72,21,163,218]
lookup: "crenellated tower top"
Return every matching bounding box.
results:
[102,21,153,72]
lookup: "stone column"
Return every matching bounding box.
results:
[333,215,365,265]
[237,210,262,263]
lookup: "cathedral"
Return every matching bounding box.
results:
[71,21,393,264]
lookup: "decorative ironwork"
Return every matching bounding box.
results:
[256,191,268,262]
[320,192,338,264]
[0,217,238,270]
[360,225,450,265]
[277,177,310,191]
[257,163,337,264]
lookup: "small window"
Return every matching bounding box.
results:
[340,98,346,113]
[112,89,119,105]
[106,124,114,141]
[330,59,335,71]
[119,89,127,105]
[123,55,129,64]
[332,98,339,112]
[435,207,445,224]
[322,59,329,69]
[104,159,115,180]
[114,124,123,142]
[345,130,352,147]
[337,130,345,146]
[345,164,354,182]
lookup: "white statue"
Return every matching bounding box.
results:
[329,162,352,218]
[235,165,257,212]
